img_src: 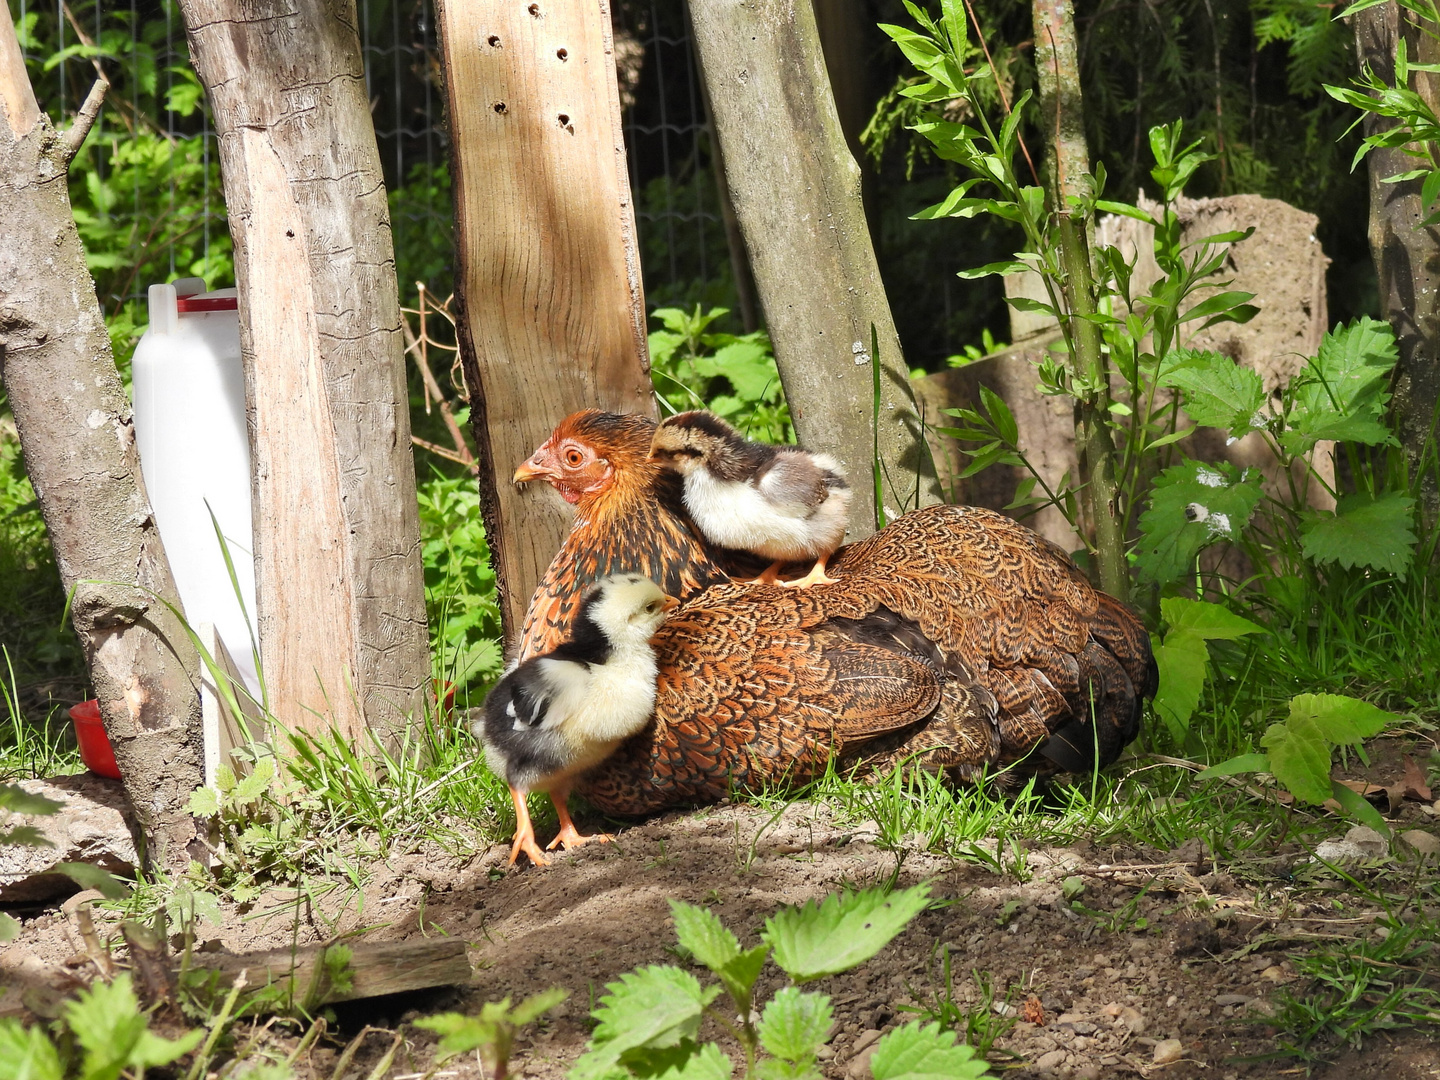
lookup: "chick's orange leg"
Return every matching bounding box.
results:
[740,561,785,586]
[777,556,840,588]
[546,785,613,850]
[508,787,549,867]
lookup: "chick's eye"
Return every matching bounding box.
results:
[645,601,661,613]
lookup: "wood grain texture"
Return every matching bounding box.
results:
[688,0,938,538]
[189,939,473,1006]
[178,0,430,743]
[1,7,204,869]
[435,0,655,643]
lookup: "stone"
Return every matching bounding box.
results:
[0,774,138,902]
[1152,1039,1184,1065]
[1034,1049,1068,1070]
[844,1047,877,1080]
[1260,965,1289,983]
[1119,1006,1146,1034]
[850,1030,882,1057]
[1315,825,1388,864]
[1399,829,1440,857]
[1214,994,1250,1007]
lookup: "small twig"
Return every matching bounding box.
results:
[57,74,107,164]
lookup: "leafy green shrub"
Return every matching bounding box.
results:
[649,306,792,445]
[417,472,503,702]
[417,990,568,1080]
[572,882,993,1080]
[0,973,200,1080]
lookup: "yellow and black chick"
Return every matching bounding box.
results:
[649,410,851,587]
[475,573,677,866]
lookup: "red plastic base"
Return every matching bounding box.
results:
[69,700,122,780]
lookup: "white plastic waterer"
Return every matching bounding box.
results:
[131,278,260,697]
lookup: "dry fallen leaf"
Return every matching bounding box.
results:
[1020,996,1046,1025]
[1402,756,1433,803]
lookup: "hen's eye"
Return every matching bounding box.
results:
[565,449,583,466]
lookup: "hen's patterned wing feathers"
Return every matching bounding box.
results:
[573,504,1154,815]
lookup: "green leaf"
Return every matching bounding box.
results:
[1260,719,1334,805]
[716,945,770,1012]
[669,901,740,973]
[0,913,18,944]
[1328,779,1391,835]
[1284,317,1399,452]
[1158,349,1266,438]
[1151,630,1210,743]
[1160,598,1265,640]
[1300,492,1417,574]
[415,1011,502,1062]
[758,988,834,1064]
[230,757,276,803]
[56,862,131,900]
[979,385,1018,446]
[1195,753,1270,781]
[0,1018,64,1080]
[762,883,931,983]
[869,1021,992,1080]
[65,974,200,1080]
[0,784,63,816]
[1287,694,1394,747]
[573,967,721,1080]
[625,1042,733,1080]
[955,261,1028,280]
[511,988,569,1026]
[189,786,221,817]
[1135,461,1263,585]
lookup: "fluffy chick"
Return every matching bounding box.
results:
[649,411,850,587]
[475,574,677,866]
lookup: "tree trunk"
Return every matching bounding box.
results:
[434,0,655,642]
[1032,0,1128,601]
[0,8,204,870]
[177,0,431,744]
[1354,1,1440,523]
[689,0,938,537]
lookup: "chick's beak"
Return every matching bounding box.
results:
[514,448,555,484]
[660,595,680,613]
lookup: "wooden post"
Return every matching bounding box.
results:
[434,0,655,642]
[1,7,204,870]
[177,0,432,744]
[688,0,938,538]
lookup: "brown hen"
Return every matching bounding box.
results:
[513,411,1156,818]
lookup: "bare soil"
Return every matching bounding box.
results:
[4,787,1439,1080]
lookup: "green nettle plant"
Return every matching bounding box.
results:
[881,3,1260,602]
[648,306,792,445]
[0,974,202,1080]
[1140,318,1415,586]
[571,883,993,1080]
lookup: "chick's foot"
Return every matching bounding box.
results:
[508,787,549,867]
[777,558,840,588]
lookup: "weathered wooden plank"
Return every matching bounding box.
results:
[434,0,655,643]
[189,939,473,1008]
[177,0,431,744]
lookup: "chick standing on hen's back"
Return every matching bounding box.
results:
[474,573,677,867]
[649,411,851,587]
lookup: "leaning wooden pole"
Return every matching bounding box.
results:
[178,0,431,743]
[0,8,204,870]
[688,0,938,537]
[434,0,654,642]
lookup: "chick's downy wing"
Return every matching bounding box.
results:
[754,453,832,517]
[575,585,941,815]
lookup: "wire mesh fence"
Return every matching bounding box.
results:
[11,0,739,325]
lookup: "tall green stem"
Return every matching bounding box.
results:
[1033,0,1130,602]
